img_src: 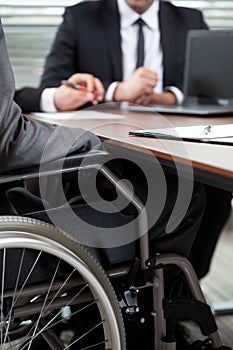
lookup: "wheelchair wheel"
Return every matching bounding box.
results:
[0,216,126,349]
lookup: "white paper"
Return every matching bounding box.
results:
[131,124,233,140]
[31,110,125,120]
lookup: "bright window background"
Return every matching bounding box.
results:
[0,0,232,88]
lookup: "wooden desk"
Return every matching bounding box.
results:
[31,106,233,191]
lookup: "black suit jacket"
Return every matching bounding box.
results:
[14,0,207,111]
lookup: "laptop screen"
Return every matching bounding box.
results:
[183,29,233,104]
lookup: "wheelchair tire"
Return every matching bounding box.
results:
[0,216,126,349]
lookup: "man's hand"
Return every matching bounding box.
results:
[54,73,104,111]
[113,67,158,103]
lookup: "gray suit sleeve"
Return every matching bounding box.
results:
[0,20,100,173]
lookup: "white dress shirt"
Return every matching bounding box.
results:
[105,0,163,101]
[41,0,183,111]
[106,0,183,103]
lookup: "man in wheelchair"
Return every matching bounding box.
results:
[0,19,231,350]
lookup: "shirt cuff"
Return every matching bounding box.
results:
[40,88,57,112]
[164,86,184,105]
[105,82,120,102]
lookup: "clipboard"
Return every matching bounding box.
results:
[129,124,233,145]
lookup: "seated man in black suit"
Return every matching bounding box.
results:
[15,0,208,112]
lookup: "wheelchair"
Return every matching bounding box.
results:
[0,149,229,349]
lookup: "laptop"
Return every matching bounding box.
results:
[123,29,233,116]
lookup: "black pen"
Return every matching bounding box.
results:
[61,80,102,95]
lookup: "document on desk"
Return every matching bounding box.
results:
[129,124,233,145]
[31,111,125,120]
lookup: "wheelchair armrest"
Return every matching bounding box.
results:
[0,149,110,185]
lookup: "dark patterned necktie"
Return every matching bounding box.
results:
[135,18,145,69]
